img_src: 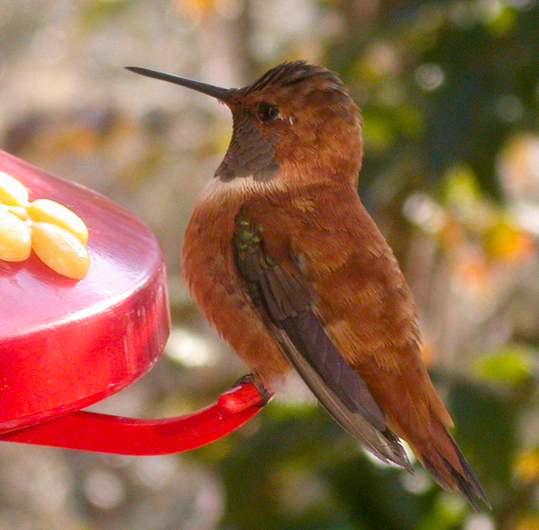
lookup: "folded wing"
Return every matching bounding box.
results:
[233,214,411,469]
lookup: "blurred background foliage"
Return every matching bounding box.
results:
[1,0,539,528]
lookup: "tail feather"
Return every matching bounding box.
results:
[367,363,489,509]
[409,421,490,510]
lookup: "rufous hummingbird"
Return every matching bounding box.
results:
[126,61,488,509]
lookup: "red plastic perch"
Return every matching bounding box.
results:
[0,383,268,454]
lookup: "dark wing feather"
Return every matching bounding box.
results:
[233,215,411,468]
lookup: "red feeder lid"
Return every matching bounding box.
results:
[0,150,267,454]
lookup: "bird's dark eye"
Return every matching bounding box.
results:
[257,102,279,122]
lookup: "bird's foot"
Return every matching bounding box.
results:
[233,374,271,407]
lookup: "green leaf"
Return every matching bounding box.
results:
[475,347,533,386]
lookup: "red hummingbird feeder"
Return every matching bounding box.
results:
[0,149,267,455]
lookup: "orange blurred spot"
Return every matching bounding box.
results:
[179,0,213,18]
[514,514,539,530]
[514,449,539,484]
[455,247,492,291]
[488,226,535,262]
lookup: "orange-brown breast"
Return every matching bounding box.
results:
[180,179,291,388]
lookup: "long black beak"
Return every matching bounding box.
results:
[125,66,234,103]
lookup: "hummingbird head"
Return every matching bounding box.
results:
[126,61,363,187]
